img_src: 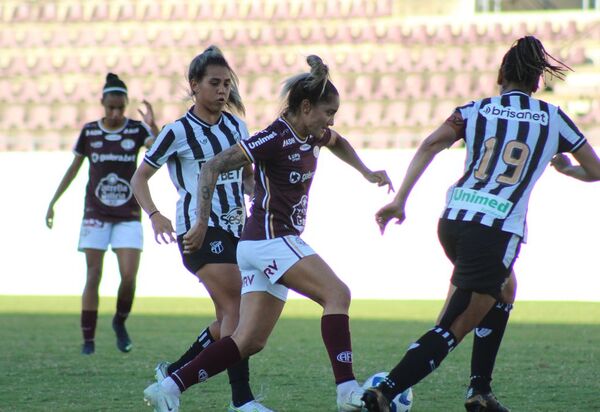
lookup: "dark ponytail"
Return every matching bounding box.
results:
[102,73,128,97]
[499,36,571,91]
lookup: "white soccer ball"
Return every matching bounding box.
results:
[362,372,413,412]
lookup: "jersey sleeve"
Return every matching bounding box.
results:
[143,124,177,169]
[139,121,155,146]
[238,127,278,164]
[73,128,87,157]
[556,107,587,153]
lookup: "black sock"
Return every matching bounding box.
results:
[167,326,215,374]
[81,310,98,342]
[113,298,133,325]
[228,358,254,407]
[470,302,512,393]
[379,326,457,401]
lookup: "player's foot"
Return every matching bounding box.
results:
[464,388,510,412]
[143,382,180,412]
[81,341,95,355]
[361,387,390,412]
[112,317,132,353]
[155,361,170,383]
[336,381,364,412]
[228,399,274,412]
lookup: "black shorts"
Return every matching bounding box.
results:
[437,218,521,298]
[177,227,239,274]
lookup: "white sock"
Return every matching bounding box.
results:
[160,377,181,396]
[337,379,360,396]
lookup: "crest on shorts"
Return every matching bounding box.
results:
[210,241,224,254]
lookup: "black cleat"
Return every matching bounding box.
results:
[81,341,95,355]
[361,388,390,412]
[112,318,132,353]
[465,388,510,412]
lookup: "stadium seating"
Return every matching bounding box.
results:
[1,1,598,149]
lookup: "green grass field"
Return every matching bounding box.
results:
[1,296,598,411]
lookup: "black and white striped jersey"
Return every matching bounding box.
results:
[443,90,587,239]
[144,108,249,236]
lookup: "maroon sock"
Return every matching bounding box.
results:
[321,314,356,384]
[81,310,97,342]
[171,336,241,392]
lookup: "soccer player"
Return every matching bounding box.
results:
[362,36,600,412]
[45,73,159,355]
[131,46,269,412]
[142,55,393,412]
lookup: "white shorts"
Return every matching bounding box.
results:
[78,219,143,252]
[237,235,316,302]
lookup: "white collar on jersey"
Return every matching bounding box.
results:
[279,116,309,144]
[186,106,223,128]
[97,118,129,134]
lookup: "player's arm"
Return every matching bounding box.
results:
[242,164,255,198]
[376,116,460,234]
[326,129,394,192]
[551,143,600,182]
[138,100,160,147]
[182,144,251,253]
[132,162,177,244]
[46,154,85,229]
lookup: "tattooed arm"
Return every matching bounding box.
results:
[375,114,461,234]
[182,144,251,253]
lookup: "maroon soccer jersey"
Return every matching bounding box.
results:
[238,117,332,240]
[74,119,153,222]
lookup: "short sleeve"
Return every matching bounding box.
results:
[238,127,279,164]
[144,124,177,169]
[556,107,586,153]
[73,128,87,156]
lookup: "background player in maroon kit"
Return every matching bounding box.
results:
[142,55,393,412]
[46,73,159,355]
[362,37,600,412]
[132,46,269,412]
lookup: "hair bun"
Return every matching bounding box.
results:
[306,55,328,78]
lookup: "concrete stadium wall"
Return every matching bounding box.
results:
[1,149,598,301]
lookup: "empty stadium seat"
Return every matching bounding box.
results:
[381,101,408,128]
[0,105,27,129]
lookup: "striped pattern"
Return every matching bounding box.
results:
[144,108,249,236]
[444,90,586,239]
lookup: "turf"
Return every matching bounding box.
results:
[1,296,598,411]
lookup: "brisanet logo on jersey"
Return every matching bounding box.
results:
[480,104,548,126]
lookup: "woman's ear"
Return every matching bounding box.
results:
[301,99,311,114]
[496,68,503,86]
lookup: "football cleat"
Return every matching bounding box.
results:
[337,385,364,412]
[361,387,390,412]
[112,318,132,353]
[143,382,180,412]
[154,361,170,383]
[81,341,95,355]
[464,388,510,412]
[228,399,274,412]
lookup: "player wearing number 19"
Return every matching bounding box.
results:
[363,36,600,412]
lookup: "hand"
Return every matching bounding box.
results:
[364,170,395,193]
[138,100,156,126]
[551,154,572,173]
[45,205,55,229]
[182,221,208,254]
[150,213,177,244]
[375,202,406,234]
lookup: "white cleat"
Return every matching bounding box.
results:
[143,382,180,412]
[337,383,365,412]
[154,361,170,383]
[228,400,275,412]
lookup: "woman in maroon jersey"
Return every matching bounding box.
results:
[142,55,393,412]
[45,73,159,355]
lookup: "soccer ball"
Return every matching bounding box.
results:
[362,372,413,412]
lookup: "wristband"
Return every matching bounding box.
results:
[148,210,160,219]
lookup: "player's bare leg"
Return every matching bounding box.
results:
[81,249,104,355]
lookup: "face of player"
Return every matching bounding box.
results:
[101,93,127,129]
[192,65,232,115]
[302,94,339,138]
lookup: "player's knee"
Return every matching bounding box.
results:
[323,282,351,311]
[235,334,267,357]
